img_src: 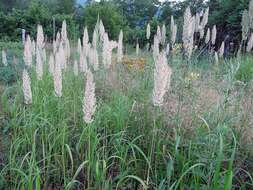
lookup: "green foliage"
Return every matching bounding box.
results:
[0,1,79,41]
[208,0,250,45]
[83,1,125,40]
[0,44,23,85]
[235,56,253,82]
[0,44,253,188]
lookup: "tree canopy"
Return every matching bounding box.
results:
[0,0,249,46]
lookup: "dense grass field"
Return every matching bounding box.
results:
[0,41,253,190]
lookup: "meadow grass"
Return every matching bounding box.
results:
[0,45,253,189]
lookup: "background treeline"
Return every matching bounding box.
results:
[0,0,250,47]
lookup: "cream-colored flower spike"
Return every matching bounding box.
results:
[36,47,43,80]
[136,42,139,56]
[200,7,209,29]
[80,50,87,73]
[22,69,32,105]
[59,42,66,70]
[157,26,162,43]
[195,13,200,32]
[83,27,89,57]
[36,25,44,49]
[247,33,253,52]
[102,32,110,67]
[61,20,68,43]
[153,35,159,60]
[31,40,36,56]
[219,41,225,58]
[2,50,7,66]
[65,39,71,63]
[183,7,192,43]
[170,16,177,46]
[241,10,250,41]
[92,29,97,49]
[152,51,172,106]
[48,53,54,75]
[54,51,62,97]
[42,48,47,64]
[24,35,32,67]
[199,28,205,39]
[249,0,253,26]
[77,38,82,57]
[99,20,105,40]
[146,23,151,40]
[74,60,79,76]
[183,7,195,59]
[166,43,170,56]
[205,28,210,44]
[214,52,219,64]
[211,25,217,45]
[89,47,99,71]
[161,24,166,45]
[83,70,96,124]
[117,30,123,62]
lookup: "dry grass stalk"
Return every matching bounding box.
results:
[22,69,32,105]
[83,70,96,124]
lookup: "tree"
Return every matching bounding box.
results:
[207,0,250,48]
[83,1,125,40]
